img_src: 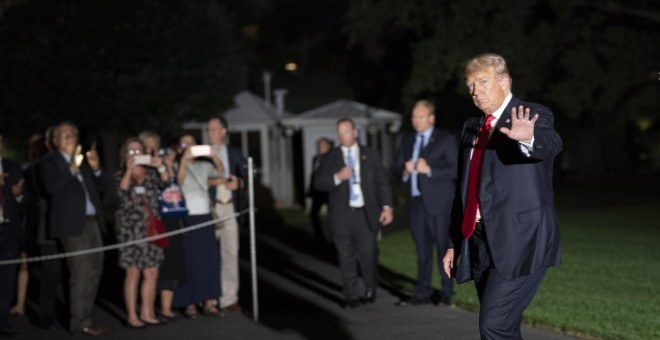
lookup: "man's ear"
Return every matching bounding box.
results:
[499,76,511,91]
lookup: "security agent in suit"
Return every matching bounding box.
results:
[393,100,458,306]
[308,137,332,244]
[37,122,109,336]
[313,117,393,309]
[0,134,25,338]
[443,53,562,339]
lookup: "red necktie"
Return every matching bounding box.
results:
[462,114,495,239]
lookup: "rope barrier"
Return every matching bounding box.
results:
[0,209,250,266]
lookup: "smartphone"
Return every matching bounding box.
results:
[190,145,212,157]
[134,154,152,165]
[158,147,173,156]
[74,144,84,167]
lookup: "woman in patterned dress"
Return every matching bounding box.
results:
[115,137,169,328]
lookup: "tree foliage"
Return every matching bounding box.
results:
[0,0,246,144]
[345,0,660,174]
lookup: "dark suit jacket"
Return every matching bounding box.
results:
[393,128,458,216]
[209,145,247,222]
[37,152,107,238]
[1,158,23,233]
[313,145,393,232]
[308,155,328,201]
[452,96,562,280]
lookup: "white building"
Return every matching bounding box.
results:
[184,92,402,208]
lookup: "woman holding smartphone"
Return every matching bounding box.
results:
[172,133,223,318]
[115,137,169,328]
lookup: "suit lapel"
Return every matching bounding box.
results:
[493,96,518,134]
[358,145,366,172]
[420,129,439,158]
[481,97,520,199]
[53,152,71,172]
[406,133,416,159]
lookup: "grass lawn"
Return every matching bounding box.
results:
[379,203,660,340]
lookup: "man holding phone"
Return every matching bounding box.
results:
[207,116,247,313]
[37,122,109,336]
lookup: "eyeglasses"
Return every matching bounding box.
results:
[127,149,143,155]
[57,133,78,140]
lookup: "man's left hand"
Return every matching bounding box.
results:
[12,178,24,197]
[500,105,538,144]
[415,158,431,174]
[226,175,240,191]
[379,208,393,226]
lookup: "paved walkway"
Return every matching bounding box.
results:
[7,211,578,339]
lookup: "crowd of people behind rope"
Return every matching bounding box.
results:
[0,115,247,337]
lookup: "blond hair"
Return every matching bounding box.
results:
[414,99,435,115]
[464,53,512,88]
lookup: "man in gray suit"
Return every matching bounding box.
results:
[38,122,109,336]
[313,117,393,309]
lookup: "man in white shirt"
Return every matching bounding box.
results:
[443,53,562,339]
[207,116,247,313]
[313,117,393,309]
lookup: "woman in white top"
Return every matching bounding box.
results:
[171,134,224,318]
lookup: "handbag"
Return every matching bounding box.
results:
[140,195,169,248]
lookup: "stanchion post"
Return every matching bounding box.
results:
[248,157,258,322]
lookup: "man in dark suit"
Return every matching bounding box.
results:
[443,53,562,339]
[37,122,109,336]
[314,117,393,309]
[393,100,458,306]
[308,137,332,244]
[208,115,247,313]
[0,133,25,338]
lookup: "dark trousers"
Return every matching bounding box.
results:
[38,242,63,324]
[309,194,328,243]
[332,208,378,300]
[59,219,104,333]
[470,222,548,340]
[0,226,20,329]
[408,197,454,300]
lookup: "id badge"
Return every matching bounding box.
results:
[133,186,146,195]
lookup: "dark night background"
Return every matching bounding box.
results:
[1,0,659,181]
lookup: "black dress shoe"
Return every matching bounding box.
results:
[395,296,432,306]
[342,299,360,309]
[35,318,57,330]
[439,295,452,306]
[361,290,376,304]
[0,326,20,338]
[79,325,109,336]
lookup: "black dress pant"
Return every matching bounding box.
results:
[309,193,328,243]
[470,222,548,340]
[59,219,103,333]
[408,197,454,300]
[37,242,63,324]
[332,208,378,300]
